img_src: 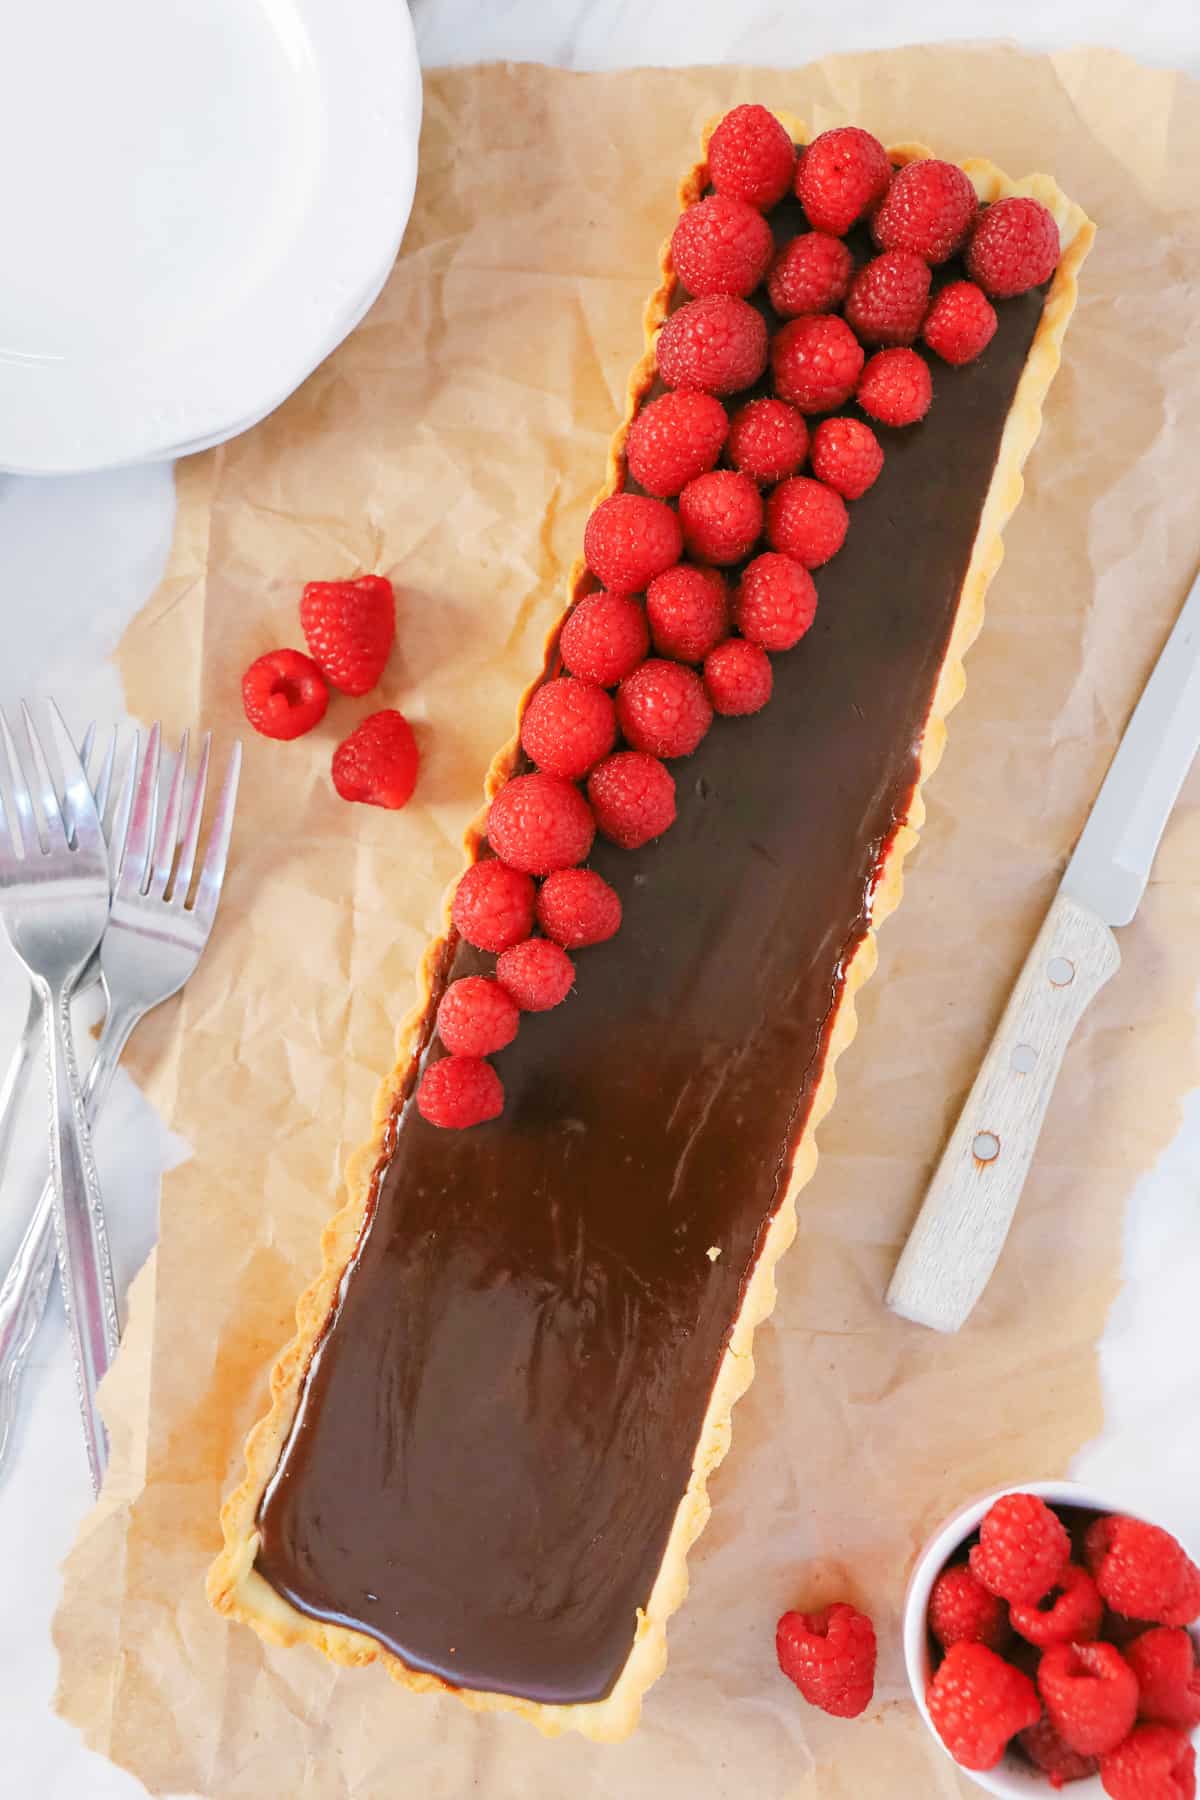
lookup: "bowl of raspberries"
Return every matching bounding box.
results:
[904,1483,1200,1796]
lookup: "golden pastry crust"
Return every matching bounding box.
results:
[207,113,1095,1740]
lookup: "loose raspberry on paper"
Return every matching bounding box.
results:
[486,771,595,874]
[617,659,713,759]
[625,389,729,498]
[707,103,796,212]
[967,196,1061,298]
[765,475,849,568]
[704,638,772,716]
[856,346,933,426]
[417,1055,504,1130]
[970,1493,1072,1607]
[767,232,854,317]
[735,552,818,651]
[927,1641,1042,1772]
[520,677,617,780]
[299,574,395,697]
[1039,1642,1140,1758]
[535,867,622,949]
[1086,1516,1200,1627]
[587,750,676,848]
[241,648,328,741]
[776,1603,876,1719]
[1102,1724,1197,1800]
[496,937,575,1012]
[772,314,865,414]
[871,157,978,263]
[646,563,729,663]
[810,417,883,500]
[928,1564,1011,1652]
[671,193,775,298]
[922,280,998,365]
[678,469,764,565]
[1126,1628,1200,1731]
[436,976,520,1058]
[844,250,932,347]
[583,492,683,595]
[331,710,420,809]
[559,591,649,688]
[1017,1714,1100,1788]
[656,294,769,395]
[451,859,536,954]
[796,126,892,235]
[1011,1563,1104,1649]
[726,397,809,484]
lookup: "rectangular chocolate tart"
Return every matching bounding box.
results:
[209,113,1094,1740]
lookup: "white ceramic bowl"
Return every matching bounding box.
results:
[903,1479,1200,1797]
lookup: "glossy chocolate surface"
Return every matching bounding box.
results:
[256,202,1046,1704]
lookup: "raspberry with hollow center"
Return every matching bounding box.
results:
[496,937,575,1012]
[768,231,854,318]
[1100,1724,1197,1800]
[535,867,622,948]
[559,591,649,688]
[241,648,328,741]
[584,492,683,596]
[772,314,865,414]
[625,389,728,498]
[872,157,978,263]
[929,1564,1011,1652]
[587,750,676,848]
[970,1493,1073,1607]
[726,397,809,485]
[646,563,729,663]
[776,1603,876,1719]
[857,346,933,427]
[617,659,713,759]
[436,976,520,1058]
[796,126,891,235]
[735,552,818,651]
[520,677,617,780]
[1086,1515,1200,1627]
[1016,1715,1100,1787]
[927,1641,1042,1772]
[1039,1642,1139,1758]
[922,280,998,365]
[810,417,884,500]
[707,103,796,212]
[765,475,849,568]
[332,709,420,810]
[704,638,772,716]
[1011,1563,1104,1649]
[671,193,775,298]
[417,1056,504,1130]
[1126,1628,1200,1731]
[844,250,932,347]
[452,859,536,954]
[486,772,595,875]
[967,196,1061,298]
[656,294,768,396]
[678,469,764,565]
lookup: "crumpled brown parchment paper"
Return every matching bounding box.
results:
[53,45,1200,1800]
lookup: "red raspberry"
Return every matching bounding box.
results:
[520,677,617,780]
[1039,1642,1139,1758]
[765,475,849,568]
[810,417,883,500]
[922,279,998,365]
[496,937,574,1012]
[678,469,764,565]
[1086,1516,1200,1627]
[871,158,978,263]
[583,493,682,596]
[1012,1564,1105,1649]
[559,591,649,688]
[845,250,932,347]
[704,638,772,716]
[656,295,768,396]
[587,750,676,848]
[535,867,622,948]
[772,314,864,415]
[331,709,420,809]
[617,659,713,759]
[857,346,933,426]
[241,648,328,741]
[646,564,729,663]
[967,196,1061,298]
[1126,1628,1200,1731]
[970,1494,1072,1607]
[767,232,853,317]
[625,390,728,498]
[671,193,774,298]
[451,859,535,954]
[1017,1715,1100,1787]
[1106,1611,1157,1648]
[416,1055,504,1130]
[734,552,817,651]
[707,103,796,212]
[299,574,395,697]
[726,397,809,484]
[1101,1724,1197,1800]
[486,772,595,875]
[927,1641,1041,1772]
[776,1603,876,1719]
[928,1564,1010,1652]
[796,126,892,235]
[436,976,520,1057]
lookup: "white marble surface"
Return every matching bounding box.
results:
[3,6,1198,1798]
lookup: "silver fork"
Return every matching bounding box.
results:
[0,724,242,1482]
[0,702,118,1493]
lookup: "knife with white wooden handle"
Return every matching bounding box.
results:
[888,564,1200,1332]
